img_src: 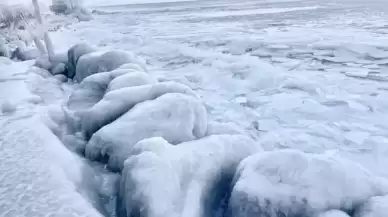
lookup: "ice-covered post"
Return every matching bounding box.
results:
[32,0,55,59]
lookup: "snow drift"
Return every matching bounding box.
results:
[117,135,262,217]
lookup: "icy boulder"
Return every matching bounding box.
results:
[353,195,388,217]
[318,210,351,217]
[65,69,131,133]
[67,43,96,79]
[81,81,196,139]
[227,150,388,217]
[74,50,145,82]
[107,71,155,92]
[67,69,130,112]
[84,92,208,171]
[118,135,262,217]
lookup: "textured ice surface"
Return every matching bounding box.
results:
[228,150,388,217]
[81,81,197,139]
[118,135,261,217]
[85,92,207,171]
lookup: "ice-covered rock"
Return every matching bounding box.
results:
[117,62,147,72]
[81,81,197,139]
[52,63,67,75]
[54,74,68,82]
[67,43,96,79]
[84,92,208,171]
[353,195,388,217]
[318,210,351,217]
[67,69,130,112]
[74,50,145,82]
[118,135,261,217]
[227,150,388,217]
[107,71,155,92]
[65,69,130,133]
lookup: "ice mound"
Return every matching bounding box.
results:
[318,210,351,217]
[118,135,262,217]
[84,92,208,171]
[74,50,146,82]
[65,69,132,134]
[107,71,155,92]
[67,43,96,79]
[0,117,104,217]
[227,150,388,217]
[67,69,130,112]
[81,81,197,139]
[353,195,388,217]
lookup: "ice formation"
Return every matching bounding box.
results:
[84,92,208,171]
[227,150,388,217]
[118,135,262,217]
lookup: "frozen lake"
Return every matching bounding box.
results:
[52,0,388,176]
[2,0,388,217]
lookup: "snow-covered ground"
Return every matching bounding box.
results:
[2,0,388,216]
